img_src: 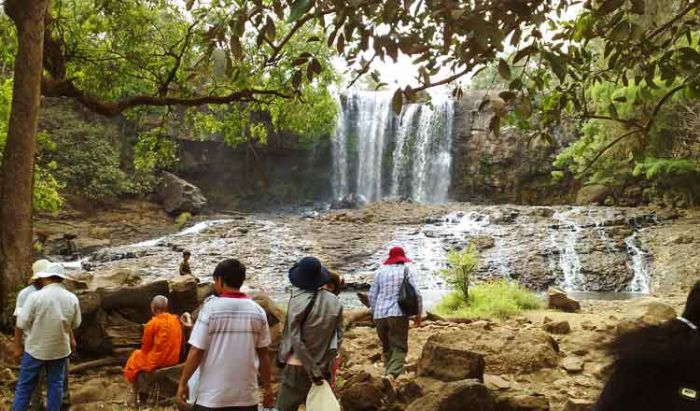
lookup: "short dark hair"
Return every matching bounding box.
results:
[213,259,246,289]
[183,251,191,257]
[47,276,64,283]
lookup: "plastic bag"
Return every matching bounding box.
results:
[306,381,340,411]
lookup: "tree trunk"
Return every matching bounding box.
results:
[0,0,50,323]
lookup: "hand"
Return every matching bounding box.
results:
[176,383,189,409]
[311,376,324,386]
[13,345,23,363]
[413,316,422,328]
[262,387,275,408]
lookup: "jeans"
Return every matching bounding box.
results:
[192,405,258,411]
[12,353,67,411]
[30,358,71,411]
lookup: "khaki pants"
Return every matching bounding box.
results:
[375,317,409,378]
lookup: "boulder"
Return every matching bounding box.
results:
[616,298,676,334]
[136,364,183,401]
[470,235,496,250]
[251,293,285,328]
[88,268,142,289]
[74,290,111,356]
[575,185,610,205]
[542,320,571,335]
[495,393,550,411]
[418,334,486,382]
[156,171,208,215]
[100,280,170,323]
[561,356,584,374]
[548,288,580,313]
[564,398,595,411]
[407,380,495,411]
[339,370,395,411]
[169,276,199,315]
[331,193,368,210]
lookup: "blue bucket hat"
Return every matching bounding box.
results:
[288,257,331,291]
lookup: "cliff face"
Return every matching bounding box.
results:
[449,91,576,204]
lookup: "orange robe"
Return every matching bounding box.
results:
[123,312,183,383]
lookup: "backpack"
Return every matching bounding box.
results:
[398,266,420,316]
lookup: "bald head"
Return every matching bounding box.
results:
[151,295,169,314]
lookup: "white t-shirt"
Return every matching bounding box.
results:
[189,296,271,408]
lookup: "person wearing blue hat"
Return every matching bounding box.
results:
[276,257,343,411]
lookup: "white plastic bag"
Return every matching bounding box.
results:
[306,381,340,411]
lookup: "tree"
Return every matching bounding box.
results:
[1,0,51,321]
[441,245,479,301]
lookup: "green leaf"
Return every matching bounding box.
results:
[289,0,312,22]
[543,52,567,82]
[391,88,404,115]
[597,0,625,15]
[610,21,631,41]
[513,45,536,63]
[498,58,512,80]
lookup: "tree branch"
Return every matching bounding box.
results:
[581,113,643,129]
[645,82,688,131]
[41,77,292,117]
[158,19,199,97]
[411,66,471,93]
[648,1,698,40]
[582,128,645,174]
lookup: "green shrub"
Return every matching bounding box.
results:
[176,212,192,229]
[440,245,479,301]
[435,280,543,320]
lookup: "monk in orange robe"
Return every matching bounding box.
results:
[124,295,183,389]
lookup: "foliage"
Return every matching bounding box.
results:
[435,280,543,320]
[176,212,192,229]
[440,245,479,301]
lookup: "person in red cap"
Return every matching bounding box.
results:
[368,246,422,378]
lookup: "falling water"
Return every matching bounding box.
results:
[625,233,651,293]
[332,91,455,203]
[552,210,585,292]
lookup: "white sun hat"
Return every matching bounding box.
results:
[30,259,51,281]
[35,263,67,279]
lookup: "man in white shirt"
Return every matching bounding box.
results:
[176,258,274,411]
[12,263,81,411]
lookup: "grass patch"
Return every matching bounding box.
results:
[435,280,543,320]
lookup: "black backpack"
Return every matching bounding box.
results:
[398,266,420,316]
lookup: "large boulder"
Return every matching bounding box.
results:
[575,184,610,205]
[418,334,486,382]
[548,288,581,313]
[169,276,199,315]
[339,370,396,411]
[407,380,495,411]
[495,393,550,411]
[156,171,208,215]
[136,364,183,402]
[100,280,170,324]
[616,298,676,334]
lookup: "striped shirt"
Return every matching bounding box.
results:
[369,264,423,320]
[189,296,271,408]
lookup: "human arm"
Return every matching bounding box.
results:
[176,347,204,408]
[13,327,23,361]
[257,346,274,408]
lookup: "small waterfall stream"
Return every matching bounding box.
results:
[332,91,455,203]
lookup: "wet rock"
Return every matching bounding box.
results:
[548,288,581,313]
[543,320,571,335]
[470,235,496,250]
[616,298,676,334]
[331,193,368,210]
[418,334,486,382]
[564,398,595,411]
[156,171,208,215]
[577,252,633,291]
[495,393,550,411]
[561,357,584,374]
[407,379,495,411]
[575,185,610,205]
[136,363,182,401]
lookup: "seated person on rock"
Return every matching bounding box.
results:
[123,295,183,400]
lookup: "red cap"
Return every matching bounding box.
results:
[383,246,412,265]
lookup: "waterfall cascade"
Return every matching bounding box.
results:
[332,91,455,203]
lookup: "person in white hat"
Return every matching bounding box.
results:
[12,263,81,411]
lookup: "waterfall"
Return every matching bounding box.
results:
[625,233,651,293]
[331,91,455,203]
[552,210,585,292]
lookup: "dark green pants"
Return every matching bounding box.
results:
[375,316,409,377]
[276,365,311,411]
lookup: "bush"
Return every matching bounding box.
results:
[440,245,479,301]
[176,212,192,229]
[435,280,543,320]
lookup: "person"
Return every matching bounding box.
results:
[176,259,274,411]
[368,246,422,378]
[12,263,81,411]
[323,272,344,391]
[276,257,344,411]
[180,251,192,276]
[594,281,700,411]
[123,295,183,404]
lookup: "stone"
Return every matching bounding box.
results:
[340,382,385,411]
[156,171,208,215]
[89,268,142,289]
[407,379,496,411]
[418,334,486,382]
[72,237,112,253]
[575,184,610,205]
[331,193,368,210]
[548,288,581,313]
[471,235,496,250]
[484,375,511,391]
[136,364,183,401]
[495,393,550,411]
[251,293,285,328]
[564,398,595,411]
[100,280,170,324]
[169,276,199,315]
[617,298,676,334]
[542,320,571,335]
[561,357,584,374]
